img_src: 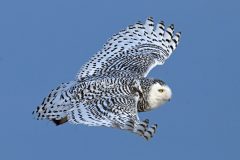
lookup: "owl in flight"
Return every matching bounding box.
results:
[33,17,181,140]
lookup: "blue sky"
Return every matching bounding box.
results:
[0,0,239,159]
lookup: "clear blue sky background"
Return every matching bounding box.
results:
[0,0,239,159]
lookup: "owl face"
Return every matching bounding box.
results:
[147,82,172,110]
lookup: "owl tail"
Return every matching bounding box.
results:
[32,81,77,124]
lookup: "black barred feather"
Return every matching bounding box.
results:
[33,17,181,140]
[77,17,181,79]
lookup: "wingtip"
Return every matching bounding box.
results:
[147,16,154,21]
[176,32,182,38]
[160,20,165,25]
[170,24,174,29]
[145,17,154,27]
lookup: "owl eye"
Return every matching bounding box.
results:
[158,89,164,93]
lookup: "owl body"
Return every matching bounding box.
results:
[33,17,181,140]
[34,76,170,125]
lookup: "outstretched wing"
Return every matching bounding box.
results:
[33,77,140,122]
[33,80,157,139]
[77,17,181,80]
[33,84,142,131]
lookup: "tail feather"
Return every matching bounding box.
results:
[32,81,77,121]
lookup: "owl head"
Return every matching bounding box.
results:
[141,79,172,111]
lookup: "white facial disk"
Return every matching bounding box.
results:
[147,83,172,110]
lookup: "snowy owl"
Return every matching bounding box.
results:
[33,17,181,140]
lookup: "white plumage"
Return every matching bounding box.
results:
[147,83,172,110]
[33,17,181,140]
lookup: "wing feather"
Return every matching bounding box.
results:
[76,17,181,79]
[32,81,77,120]
[67,94,139,127]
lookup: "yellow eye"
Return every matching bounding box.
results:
[158,89,164,93]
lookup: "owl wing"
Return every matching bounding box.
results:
[33,78,157,140]
[77,17,181,80]
[67,94,158,140]
[67,94,139,127]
